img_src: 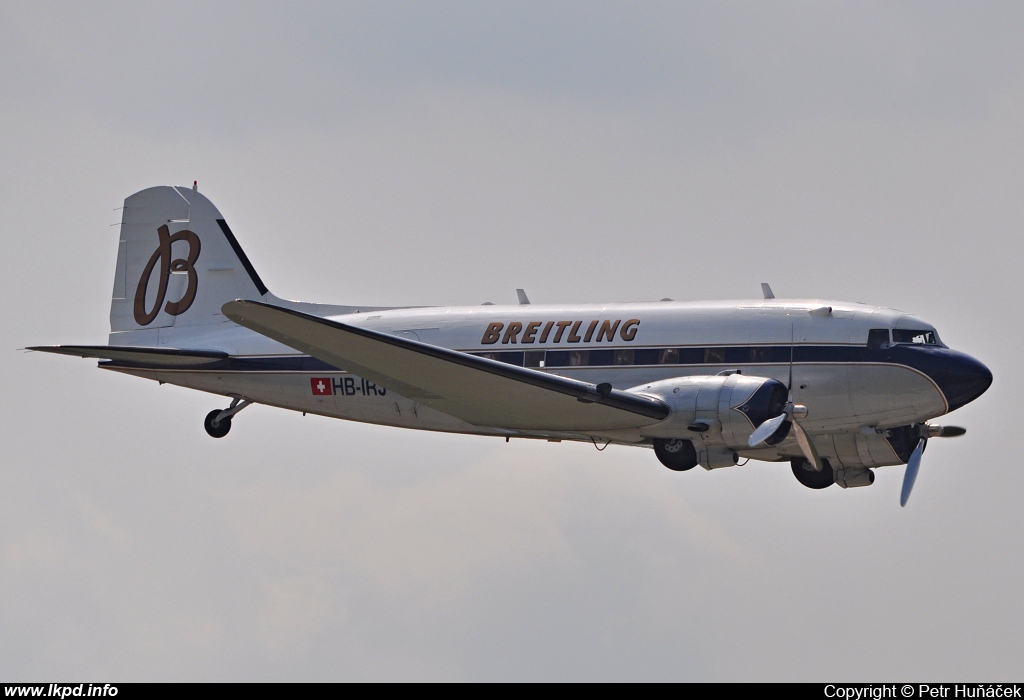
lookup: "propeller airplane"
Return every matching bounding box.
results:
[31,185,992,505]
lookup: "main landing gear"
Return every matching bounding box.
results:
[653,438,698,471]
[791,457,834,489]
[204,397,252,438]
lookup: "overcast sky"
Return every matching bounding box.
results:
[2,1,1022,681]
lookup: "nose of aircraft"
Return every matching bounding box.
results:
[932,350,993,412]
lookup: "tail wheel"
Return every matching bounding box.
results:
[204,410,232,438]
[791,458,834,489]
[654,438,698,471]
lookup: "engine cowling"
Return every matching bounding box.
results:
[630,374,789,457]
[833,465,875,488]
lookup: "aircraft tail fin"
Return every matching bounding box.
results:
[109,184,270,345]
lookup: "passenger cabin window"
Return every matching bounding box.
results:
[704,347,726,364]
[659,348,680,364]
[867,329,889,349]
[634,349,660,365]
[494,351,524,366]
[545,351,570,367]
[892,329,939,345]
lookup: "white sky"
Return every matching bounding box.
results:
[2,0,1021,681]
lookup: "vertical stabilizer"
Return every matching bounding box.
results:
[109,185,269,345]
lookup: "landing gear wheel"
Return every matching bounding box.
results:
[791,458,834,489]
[204,409,232,438]
[654,438,698,471]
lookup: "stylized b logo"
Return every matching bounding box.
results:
[133,225,201,326]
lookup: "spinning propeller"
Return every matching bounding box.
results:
[899,424,966,507]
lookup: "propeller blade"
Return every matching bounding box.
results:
[791,420,823,472]
[748,413,788,448]
[939,426,966,438]
[900,438,927,507]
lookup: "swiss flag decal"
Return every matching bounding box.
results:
[310,378,333,396]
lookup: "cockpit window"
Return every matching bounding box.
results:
[867,329,890,349]
[892,329,939,345]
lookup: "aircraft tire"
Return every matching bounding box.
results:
[204,410,232,438]
[791,458,834,489]
[654,438,698,471]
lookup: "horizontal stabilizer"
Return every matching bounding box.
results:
[28,345,227,367]
[222,300,669,431]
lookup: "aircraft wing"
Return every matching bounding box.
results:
[222,300,669,431]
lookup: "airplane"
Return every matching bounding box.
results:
[30,184,993,506]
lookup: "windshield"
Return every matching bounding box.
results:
[892,329,939,345]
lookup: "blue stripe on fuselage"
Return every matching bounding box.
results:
[102,343,991,412]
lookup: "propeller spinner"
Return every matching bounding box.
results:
[747,399,822,470]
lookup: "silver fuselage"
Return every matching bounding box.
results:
[106,298,991,471]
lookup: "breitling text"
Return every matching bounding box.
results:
[481,319,640,346]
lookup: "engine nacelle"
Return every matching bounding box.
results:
[700,448,740,470]
[833,465,875,488]
[630,374,789,453]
